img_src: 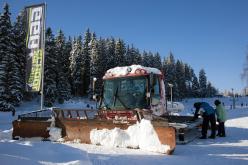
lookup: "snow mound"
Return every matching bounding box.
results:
[47,116,62,141]
[103,65,161,78]
[0,128,12,141]
[48,127,62,141]
[90,119,170,154]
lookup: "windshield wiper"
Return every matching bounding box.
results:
[113,86,130,110]
[99,95,111,110]
[113,86,119,107]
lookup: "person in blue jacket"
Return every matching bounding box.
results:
[194,102,216,139]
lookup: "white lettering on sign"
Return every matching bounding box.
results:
[28,6,43,49]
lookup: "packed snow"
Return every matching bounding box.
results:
[47,117,62,142]
[0,97,248,165]
[103,65,161,78]
[90,119,170,154]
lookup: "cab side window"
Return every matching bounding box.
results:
[151,76,160,105]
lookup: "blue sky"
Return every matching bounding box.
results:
[1,0,248,93]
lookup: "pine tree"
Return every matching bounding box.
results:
[147,52,154,67]
[162,52,176,99]
[97,38,108,91]
[44,28,57,106]
[89,32,98,97]
[206,82,217,97]
[184,64,193,98]
[175,60,186,99]
[125,44,142,66]
[65,36,72,94]
[115,38,126,66]
[125,45,132,66]
[0,3,18,111]
[142,51,150,67]
[70,36,84,96]
[82,28,91,95]
[153,52,162,69]
[133,48,142,65]
[191,72,200,98]
[13,9,26,101]
[55,30,71,103]
[199,69,207,98]
[90,37,107,94]
[105,37,116,69]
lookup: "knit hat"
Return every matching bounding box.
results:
[214,100,221,106]
[194,102,201,109]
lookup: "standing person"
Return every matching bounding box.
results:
[194,102,216,139]
[214,100,226,137]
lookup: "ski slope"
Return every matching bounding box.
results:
[0,97,248,165]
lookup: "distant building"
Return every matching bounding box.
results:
[243,87,248,96]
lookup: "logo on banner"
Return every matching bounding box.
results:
[26,4,45,92]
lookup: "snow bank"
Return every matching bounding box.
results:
[0,128,12,142]
[90,119,170,154]
[47,116,62,142]
[48,127,62,141]
[103,65,161,78]
[226,116,248,129]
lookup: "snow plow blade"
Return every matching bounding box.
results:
[54,108,176,155]
[56,118,176,154]
[12,120,51,139]
[12,109,52,139]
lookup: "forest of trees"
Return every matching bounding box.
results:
[0,3,218,110]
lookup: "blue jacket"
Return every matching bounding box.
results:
[200,102,216,116]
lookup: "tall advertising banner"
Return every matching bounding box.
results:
[25,4,45,92]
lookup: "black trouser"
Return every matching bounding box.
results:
[202,114,216,137]
[218,122,226,136]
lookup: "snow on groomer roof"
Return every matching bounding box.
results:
[103,65,162,79]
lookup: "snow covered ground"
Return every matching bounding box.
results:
[0,97,248,165]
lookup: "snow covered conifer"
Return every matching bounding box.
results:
[184,64,193,97]
[89,33,98,97]
[147,52,154,67]
[82,28,91,95]
[153,52,162,69]
[142,51,150,67]
[44,28,57,106]
[12,9,26,101]
[65,36,73,93]
[105,37,116,70]
[162,52,176,98]
[125,44,142,66]
[96,38,107,92]
[199,69,207,98]
[192,73,200,98]
[70,36,84,96]
[0,3,19,111]
[206,82,217,97]
[115,38,126,66]
[133,48,142,65]
[175,60,186,99]
[55,30,71,103]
